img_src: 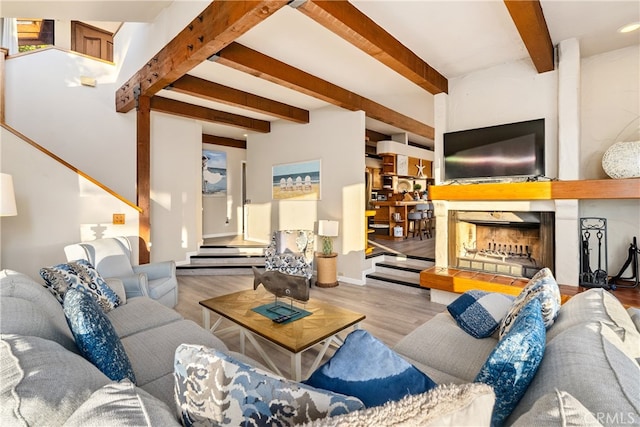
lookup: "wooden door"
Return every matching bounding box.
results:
[71,21,113,62]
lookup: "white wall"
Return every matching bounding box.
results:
[446,58,559,179]
[2,23,207,271]
[202,143,246,238]
[579,46,640,272]
[1,127,139,277]
[114,1,210,89]
[150,113,202,263]
[246,107,367,284]
[5,48,136,200]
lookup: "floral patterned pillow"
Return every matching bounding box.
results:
[498,268,561,338]
[40,259,121,312]
[174,344,364,426]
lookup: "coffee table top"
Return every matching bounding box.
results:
[200,289,365,353]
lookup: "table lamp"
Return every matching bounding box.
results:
[318,220,339,255]
[1,173,17,217]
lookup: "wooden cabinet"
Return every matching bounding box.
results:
[379,153,432,178]
[371,201,424,240]
[369,167,382,190]
[381,154,396,175]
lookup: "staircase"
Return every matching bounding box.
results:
[366,253,434,289]
[177,241,434,288]
[176,242,267,276]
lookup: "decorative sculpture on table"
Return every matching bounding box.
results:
[251,230,315,323]
[252,267,309,302]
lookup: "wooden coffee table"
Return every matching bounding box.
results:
[200,288,365,381]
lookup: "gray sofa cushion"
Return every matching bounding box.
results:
[547,288,640,359]
[106,296,183,339]
[1,334,110,426]
[511,389,603,427]
[65,380,180,426]
[121,319,229,387]
[0,270,78,352]
[507,321,640,425]
[394,312,498,383]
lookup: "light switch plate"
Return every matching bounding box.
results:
[113,213,125,224]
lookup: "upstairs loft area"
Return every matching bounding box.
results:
[443,118,547,185]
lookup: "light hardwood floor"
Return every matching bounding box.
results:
[174,274,445,380]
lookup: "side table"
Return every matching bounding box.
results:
[315,252,338,287]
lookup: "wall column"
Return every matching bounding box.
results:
[555,38,581,285]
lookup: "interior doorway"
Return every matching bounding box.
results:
[242,160,248,239]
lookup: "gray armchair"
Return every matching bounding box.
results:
[64,236,178,308]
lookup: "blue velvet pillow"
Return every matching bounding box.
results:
[447,290,515,338]
[475,298,545,427]
[63,288,136,383]
[303,329,437,408]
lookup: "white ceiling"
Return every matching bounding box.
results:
[3,0,639,146]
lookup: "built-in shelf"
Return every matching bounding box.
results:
[429,178,640,201]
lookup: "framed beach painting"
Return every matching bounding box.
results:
[202,150,227,196]
[272,159,321,200]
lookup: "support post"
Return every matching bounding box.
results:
[136,95,151,263]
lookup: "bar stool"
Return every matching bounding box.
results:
[408,203,430,240]
[422,202,434,239]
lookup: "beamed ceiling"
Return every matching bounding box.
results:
[4,0,639,149]
[114,0,555,149]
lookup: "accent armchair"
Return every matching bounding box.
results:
[264,230,315,286]
[64,236,178,308]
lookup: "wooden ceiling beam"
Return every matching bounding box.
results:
[213,43,434,140]
[202,134,247,149]
[115,1,289,113]
[150,96,270,133]
[294,0,448,94]
[504,0,554,73]
[168,75,309,124]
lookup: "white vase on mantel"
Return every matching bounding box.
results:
[602,140,640,179]
[601,117,640,179]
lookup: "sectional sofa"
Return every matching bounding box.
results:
[1,267,639,426]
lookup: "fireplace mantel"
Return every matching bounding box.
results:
[429,178,640,201]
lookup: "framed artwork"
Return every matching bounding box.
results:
[272,159,321,200]
[202,150,227,196]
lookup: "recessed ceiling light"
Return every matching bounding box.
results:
[618,22,640,33]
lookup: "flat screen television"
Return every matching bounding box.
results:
[443,118,545,182]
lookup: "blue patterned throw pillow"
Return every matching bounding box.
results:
[174,344,363,426]
[303,329,437,408]
[448,290,515,338]
[63,288,136,383]
[475,298,545,427]
[40,259,121,312]
[499,268,560,338]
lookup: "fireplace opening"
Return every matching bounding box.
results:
[449,211,555,279]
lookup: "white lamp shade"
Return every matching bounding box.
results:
[318,220,339,237]
[0,173,17,216]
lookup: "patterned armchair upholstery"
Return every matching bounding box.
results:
[264,230,315,282]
